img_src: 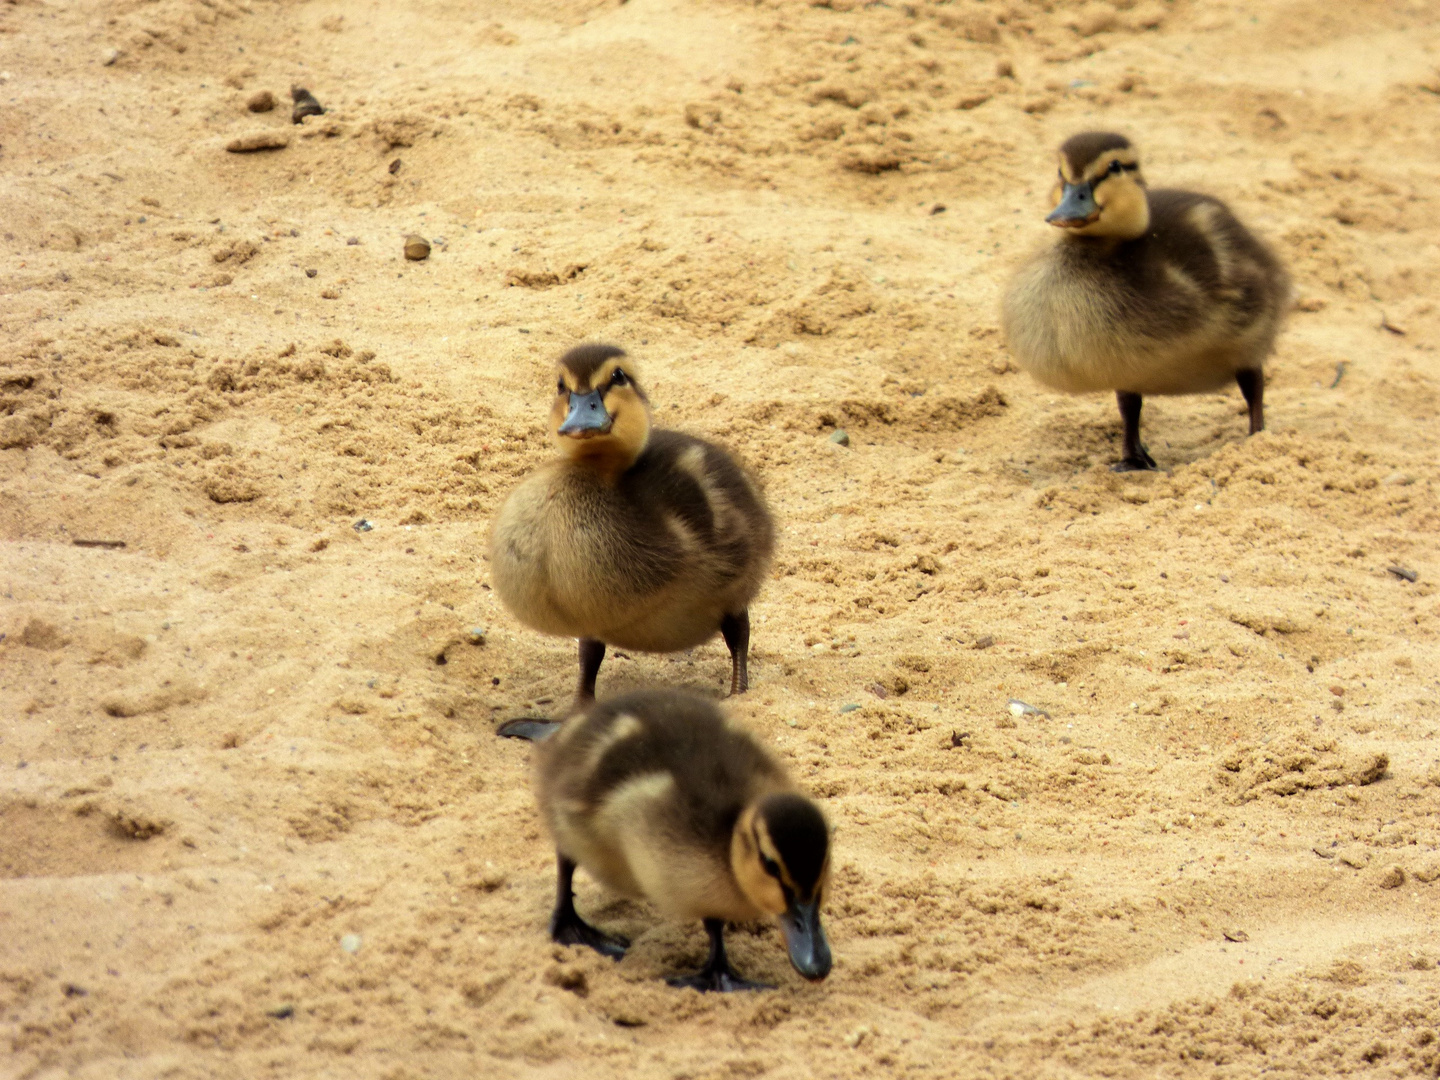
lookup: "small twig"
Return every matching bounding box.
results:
[1379,312,1406,336]
[1329,361,1348,389]
[1387,565,1418,583]
[72,539,127,549]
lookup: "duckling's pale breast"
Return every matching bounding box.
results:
[489,431,773,652]
[489,463,674,641]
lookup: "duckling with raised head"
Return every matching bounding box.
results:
[1002,132,1290,471]
[490,345,774,711]
[515,688,832,992]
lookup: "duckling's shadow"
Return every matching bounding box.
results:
[495,648,739,732]
[1031,396,1257,477]
[589,909,791,988]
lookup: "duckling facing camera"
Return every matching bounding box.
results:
[489,345,774,710]
[513,689,832,992]
[1002,132,1290,471]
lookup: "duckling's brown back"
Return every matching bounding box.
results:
[537,690,788,848]
[622,430,774,592]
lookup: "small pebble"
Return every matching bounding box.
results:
[404,234,431,261]
[103,48,120,66]
[347,236,360,246]
[339,933,362,954]
[353,519,374,532]
[869,683,889,700]
[225,131,290,153]
[305,268,318,278]
[950,730,970,747]
[267,1004,294,1019]
[389,158,403,175]
[839,703,861,714]
[467,627,487,646]
[973,635,995,650]
[291,86,324,124]
[995,58,1014,78]
[1008,698,1050,719]
[829,429,850,446]
[246,90,276,113]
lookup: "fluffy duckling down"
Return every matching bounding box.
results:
[489,345,774,710]
[514,689,832,992]
[1002,131,1290,471]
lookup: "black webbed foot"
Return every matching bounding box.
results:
[666,968,771,993]
[666,918,771,993]
[550,909,629,960]
[1110,447,1158,473]
[496,718,563,741]
[548,854,628,960]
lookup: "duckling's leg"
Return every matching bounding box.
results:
[666,919,771,993]
[1112,391,1158,472]
[575,637,607,705]
[720,611,751,695]
[549,853,629,959]
[1235,369,1264,435]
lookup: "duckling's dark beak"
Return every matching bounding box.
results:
[558,390,612,437]
[779,896,832,981]
[1047,181,1100,228]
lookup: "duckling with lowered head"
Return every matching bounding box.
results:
[1002,132,1290,471]
[516,688,832,992]
[489,345,774,710]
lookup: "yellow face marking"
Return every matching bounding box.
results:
[548,357,653,472]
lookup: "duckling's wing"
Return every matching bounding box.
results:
[536,692,787,906]
[624,431,775,585]
[1142,190,1289,337]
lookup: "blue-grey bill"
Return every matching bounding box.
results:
[780,897,832,981]
[558,390,612,435]
[1046,181,1099,226]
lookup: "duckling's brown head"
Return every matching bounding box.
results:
[550,344,652,473]
[1046,132,1149,240]
[732,791,832,981]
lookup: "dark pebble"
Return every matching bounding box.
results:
[291,86,324,124]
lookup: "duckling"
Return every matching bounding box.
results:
[515,688,832,992]
[490,344,774,709]
[1002,132,1290,471]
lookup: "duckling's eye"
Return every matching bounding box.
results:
[610,368,628,388]
[556,379,566,394]
[760,854,782,880]
[1107,159,1124,176]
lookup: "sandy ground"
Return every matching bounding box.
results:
[3,0,1440,1076]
